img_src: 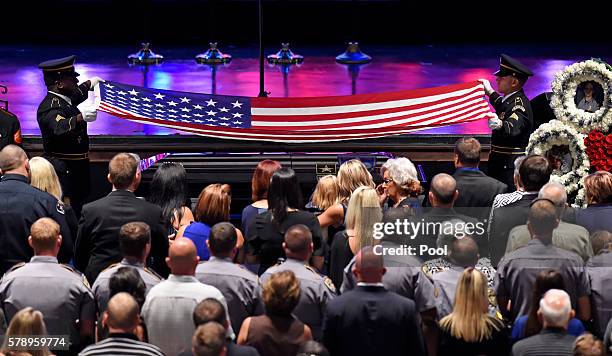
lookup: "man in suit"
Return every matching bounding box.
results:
[322,246,425,356]
[489,154,552,265]
[479,54,534,190]
[452,137,507,221]
[76,152,169,283]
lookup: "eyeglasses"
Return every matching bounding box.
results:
[382,178,393,184]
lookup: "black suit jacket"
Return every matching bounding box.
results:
[75,190,169,283]
[177,341,260,356]
[322,285,425,356]
[453,168,507,212]
[489,193,538,266]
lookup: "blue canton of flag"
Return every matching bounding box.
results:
[99,81,252,129]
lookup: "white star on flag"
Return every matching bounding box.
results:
[181,108,191,112]
[205,99,217,106]
[168,101,178,106]
[232,113,243,118]
[206,110,217,116]
[193,105,203,110]
[117,91,127,95]
[219,107,229,112]
[180,97,191,103]
[231,101,242,108]
[154,93,165,99]
[104,84,114,89]
[142,97,151,102]
[129,89,139,96]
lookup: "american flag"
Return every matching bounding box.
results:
[98,81,494,143]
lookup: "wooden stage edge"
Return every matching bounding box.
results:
[22,133,493,163]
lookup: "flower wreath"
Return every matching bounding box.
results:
[526,120,589,194]
[549,59,612,132]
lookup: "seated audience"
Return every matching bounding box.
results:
[178,184,241,261]
[512,270,585,342]
[379,157,423,212]
[506,182,593,261]
[452,137,507,221]
[192,322,227,356]
[317,159,375,234]
[29,156,78,242]
[0,145,73,274]
[490,154,552,265]
[438,268,509,356]
[323,246,425,356]
[181,298,259,356]
[142,238,231,355]
[0,218,95,354]
[0,308,51,356]
[329,186,382,289]
[75,152,169,283]
[576,171,612,233]
[195,222,263,332]
[237,270,312,356]
[246,168,324,274]
[512,289,577,356]
[496,199,591,323]
[147,162,195,240]
[586,230,612,338]
[297,341,329,356]
[261,224,337,340]
[573,333,604,356]
[242,160,282,237]
[92,222,162,312]
[79,293,164,356]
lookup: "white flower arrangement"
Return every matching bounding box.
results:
[527,120,589,194]
[550,59,612,132]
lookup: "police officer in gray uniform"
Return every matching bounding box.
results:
[92,222,162,312]
[586,231,612,338]
[195,222,263,332]
[0,218,95,355]
[260,224,336,341]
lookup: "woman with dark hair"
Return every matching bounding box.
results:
[177,183,242,261]
[148,162,194,240]
[511,269,585,342]
[246,168,324,275]
[241,160,282,237]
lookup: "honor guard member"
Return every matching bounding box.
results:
[37,55,104,217]
[0,218,95,355]
[479,54,534,190]
[195,222,263,333]
[92,222,162,313]
[0,107,22,150]
[260,224,336,341]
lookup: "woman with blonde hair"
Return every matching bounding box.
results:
[28,156,78,240]
[438,268,509,355]
[328,186,382,289]
[576,171,612,233]
[1,307,52,356]
[317,159,375,232]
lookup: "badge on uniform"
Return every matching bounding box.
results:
[324,277,337,294]
[56,202,65,215]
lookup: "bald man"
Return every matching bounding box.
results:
[261,224,336,340]
[512,289,577,356]
[80,293,164,356]
[142,238,232,356]
[0,144,73,274]
[322,247,425,356]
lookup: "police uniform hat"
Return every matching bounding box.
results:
[494,54,533,79]
[38,55,80,85]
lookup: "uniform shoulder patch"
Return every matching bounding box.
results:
[509,113,520,121]
[60,264,90,288]
[100,262,120,273]
[143,267,163,281]
[5,262,26,274]
[304,265,318,274]
[511,105,526,113]
[515,97,524,106]
[434,286,440,298]
[324,277,337,294]
[55,114,66,122]
[56,202,65,215]
[51,97,61,108]
[421,265,433,278]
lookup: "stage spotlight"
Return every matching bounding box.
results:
[127,43,164,65]
[336,42,371,64]
[267,43,304,65]
[195,42,232,64]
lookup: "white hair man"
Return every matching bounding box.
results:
[512,289,578,356]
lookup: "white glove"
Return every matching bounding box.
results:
[488,114,502,130]
[89,76,105,89]
[81,108,97,122]
[478,78,494,95]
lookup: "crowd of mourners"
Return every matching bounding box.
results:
[0,136,611,356]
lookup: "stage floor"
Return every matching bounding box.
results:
[1,44,610,138]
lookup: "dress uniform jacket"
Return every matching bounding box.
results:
[75,190,169,284]
[0,174,73,274]
[0,108,22,150]
[92,258,163,312]
[195,256,263,332]
[586,250,612,338]
[495,239,590,321]
[0,256,95,353]
[340,248,437,314]
[488,89,534,188]
[260,258,336,341]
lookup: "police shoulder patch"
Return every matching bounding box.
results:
[304,265,318,274]
[324,277,337,294]
[434,286,440,298]
[60,264,90,288]
[56,202,65,215]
